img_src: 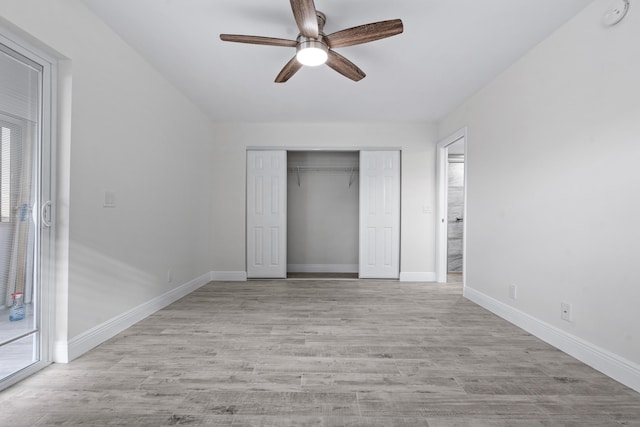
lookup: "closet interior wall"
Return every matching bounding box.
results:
[287,151,359,275]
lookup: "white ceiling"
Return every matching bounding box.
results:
[82,0,594,123]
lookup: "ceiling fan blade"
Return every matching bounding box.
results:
[290,0,319,38]
[326,50,366,82]
[275,56,303,83]
[325,19,403,49]
[220,34,297,48]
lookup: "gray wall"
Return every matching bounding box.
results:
[439,0,640,369]
[0,0,214,348]
[287,152,359,271]
[209,123,439,280]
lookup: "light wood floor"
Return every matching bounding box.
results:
[1,279,639,426]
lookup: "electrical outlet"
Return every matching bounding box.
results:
[561,302,572,322]
[103,190,116,208]
[167,269,173,283]
[509,284,517,300]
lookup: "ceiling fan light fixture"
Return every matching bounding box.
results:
[296,38,328,66]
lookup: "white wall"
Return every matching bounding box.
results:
[210,123,438,280]
[0,0,214,351]
[287,152,359,271]
[439,0,640,385]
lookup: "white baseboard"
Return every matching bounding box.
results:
[210,271,247,281]
[287,264,358,273]
[53,340,68,363]
[399,272,436,282]
[64,272,212,363]
[464,286,640,393]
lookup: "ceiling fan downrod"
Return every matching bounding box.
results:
[296,11,328,66]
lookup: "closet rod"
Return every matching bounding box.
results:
[287,166,359,172]
[287,165,359,188]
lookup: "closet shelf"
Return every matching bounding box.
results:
[287,165,359,188]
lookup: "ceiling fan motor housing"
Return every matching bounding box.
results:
[295,11,328,66]
[296,36,328,66]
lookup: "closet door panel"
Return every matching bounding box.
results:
[247,150,287,278]
[359,151,400,279]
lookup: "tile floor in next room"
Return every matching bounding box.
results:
[1,278,639,426]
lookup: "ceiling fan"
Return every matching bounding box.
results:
[220,0,403,83]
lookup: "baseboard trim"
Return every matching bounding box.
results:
[287,264,358,273]
[210,271,247,281]
[399,272,436,282]
[65,272,212,363]
[53,340,68,363]
[464,286,640,393]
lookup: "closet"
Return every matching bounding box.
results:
[287,151,359,277]
[246,149,400,279]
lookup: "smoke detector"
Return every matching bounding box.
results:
[603,0,630,26]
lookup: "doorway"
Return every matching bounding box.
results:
[436,129,467,285]
[446,146,465,283]
[0,36,55,389]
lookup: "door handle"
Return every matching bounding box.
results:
[41,200,52,228]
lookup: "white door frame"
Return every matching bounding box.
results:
[435,128,467,283]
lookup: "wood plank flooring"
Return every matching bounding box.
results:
[1,279,639,426]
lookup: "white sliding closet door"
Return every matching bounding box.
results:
[359,151,400,279]
[246,150,287,278]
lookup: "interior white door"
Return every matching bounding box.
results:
[359,150,400,279]
[246,150,287,278]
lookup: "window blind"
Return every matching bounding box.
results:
[0,43,40,307]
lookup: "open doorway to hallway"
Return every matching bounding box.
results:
[436,128,467,287]
[446,142,465,285]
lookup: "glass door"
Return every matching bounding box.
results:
[0,40,51,384]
